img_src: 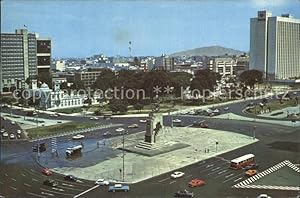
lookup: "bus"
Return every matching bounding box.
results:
[229,154,255,169]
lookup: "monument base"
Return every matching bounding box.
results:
[118,141,190,157]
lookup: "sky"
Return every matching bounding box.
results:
[1,0,300,58]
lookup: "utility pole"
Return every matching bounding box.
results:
[253,125,256,139]
[122,130,125,182]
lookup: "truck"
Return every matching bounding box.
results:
[66,145,82,156]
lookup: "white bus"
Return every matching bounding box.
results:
[229,154,255,170]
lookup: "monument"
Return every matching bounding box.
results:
[145,112,163,143]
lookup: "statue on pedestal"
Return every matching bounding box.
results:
[145,112,163,143]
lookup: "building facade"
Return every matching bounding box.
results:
[208,57,237,76]
[155,54,175,71]
[36,37,51,76]
[250,11,300,80]
[1,29,37,92]
[75,70,103,87]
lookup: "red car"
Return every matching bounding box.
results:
[188,179,206,187]
[42,168,52,176]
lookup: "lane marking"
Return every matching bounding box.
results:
[73,185,100,198]
[11,178,16,182]
[158,178,169,183]
[21,173,26,177]
[62,183,74,187]
[27,192,47,198]
[40,188,74,196]
[211,167,221,171]
[222,173,244,183]
[52,187,65,192]
[32,178,39,182]
[169,180,176,184]
[59,186,83,191]
[217,170,228,175]
[10,186,17,191]
[225,173,235,178]
[234,177,243,182]
[24,183,31,187]
[41,192,55,197]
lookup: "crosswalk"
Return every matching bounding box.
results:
[233,160,300,190]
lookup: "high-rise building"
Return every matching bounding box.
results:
[250,11,300,80]
[1,29,37,92]
[207,57,237,77]
[155,54,175,71]
[0,29,52,93]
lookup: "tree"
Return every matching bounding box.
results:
[239,70,263,89]
[169,72,192,97]
[92,69,116,90]
[108,100,128,113]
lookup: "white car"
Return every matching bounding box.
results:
[50,114,58,117]
[11,121,15,125]
[257,194,272,198]
[0,128,5,133]
[115,128,125,132]
[170,171,185,179]
[17,130,21,134]
[223,107,229,111]
[172,119,182,123]
[95,178,109,186]
[9,134,15,139]
[128,124,138,128]
[90,117,99,120]
[72,134,85,140]
[3,132,8,137]
[139,119,147,123]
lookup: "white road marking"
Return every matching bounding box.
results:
[169,180,176,184]
[51,187,65,192]
[27,192,47,198]
[21,173,26,177]
[73,185,100,198]
[40,188,74,196]
[62,183,74,187]
[223,173,244,183]
[225,173,235,178]
[32,178,38,182]
[11,178,16,181]
[24,183,31,187]
[234,177,243,182]
[206,164,214,168]
[158,178,170,183]
[59,186,83,191]
[218,170,228,175]
[10,186,17,191]
[41,192,55,196]
[211,167,221,171]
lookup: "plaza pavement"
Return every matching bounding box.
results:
[214,113,300,127]
[52,126,257,183]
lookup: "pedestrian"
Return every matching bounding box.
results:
[207,149,209,153]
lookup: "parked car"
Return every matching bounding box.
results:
[9,134,15,139]
[43,179,58,187]
[11,121,15,125]
[64,175,78,182]
[172,119,182,123]
[17,130,21,134]
[139,119,147,123]
[72,134,85,140]
[0,128,5,133]
[192,121,208,128]
[245,169,257,177]
[103,131,112,137]
[2,132,8,137]
[90,117,99,120]
[188,179,206,187]
[171,171,185,179]
[42,168,52,176]
[223,107,229,111]
[174,189,194,197]
[243,163,259,170]
[128,124,139,128]
[108,184,130,192]
[95,178,109,186]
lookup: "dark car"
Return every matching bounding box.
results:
[174,189,194,197]
[243,163,259,170]
[64,175,78,182]
[43,179,58,187]
[32,143,47,152]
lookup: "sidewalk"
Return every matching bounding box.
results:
[51,127,257,183]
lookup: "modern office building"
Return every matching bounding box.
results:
[0,29,52,93]
[75,70,103,87]
[207,57,237,77]
[1,29,37,92]
[155,54,175,71]
[250,11,300,80]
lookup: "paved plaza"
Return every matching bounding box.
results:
[51,127,257,183]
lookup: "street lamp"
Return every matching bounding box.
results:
[122,130,125,182]
[253,125,256,139]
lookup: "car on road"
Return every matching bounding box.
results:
[9,134,15,139]
[0,128,5,133]
[43,179,58,187]
[223,107,229,111]
[245,169,257,177]
[115,128,125,132]
[293,91,297,95]
[64,175,78,182]
[72,134,85,140]
[42,168,52,176]
[11,121,15,125]
[172,119,182,123]
[90,117,99,120]
[193,121,208,128]
[2,132,8,138]
[139,119,147,123]
[128,124,139,128]
[50,114,59,117]
[243,163,259,170]
[171,171,185,179]
[108,184,130,192]
[103,131,112,136]
[188,179,206,188]
[17,130,21,134]
[174,189,194,197]
[257,194,272,198]
[95,178,109,186]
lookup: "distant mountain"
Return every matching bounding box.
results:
[170,45,245,57]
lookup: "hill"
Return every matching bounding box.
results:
[170,45,245,57]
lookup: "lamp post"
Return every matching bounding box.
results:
[253,125,256,139]
[122,130,125,182]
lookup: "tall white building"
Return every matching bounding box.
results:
[250,11,300,80]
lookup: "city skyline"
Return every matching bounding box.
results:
[2,0,300,58]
